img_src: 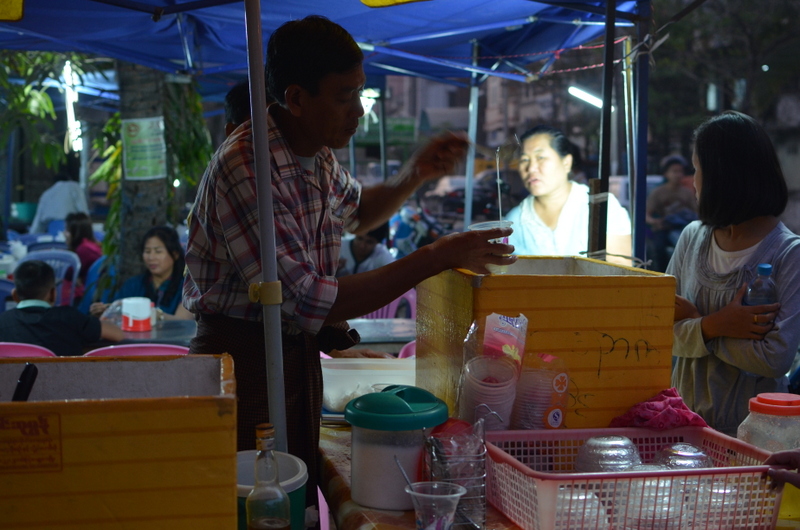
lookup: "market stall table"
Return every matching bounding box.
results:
[318,426,520,530]
[347,318,415,354]
[86,319,197,351]
[120,319,197,346]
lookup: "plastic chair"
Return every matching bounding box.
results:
[78,256,116,314]
[0,278,14,313]
[26,241,68,252]
[398,340,416,359]
[363,288,417,319]
[0,342,57,357]
[19,233,53,246]
[17,249,81,306]
[84,343,190,357]
[47,219,65,236]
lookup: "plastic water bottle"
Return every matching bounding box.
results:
[744,263,777,306]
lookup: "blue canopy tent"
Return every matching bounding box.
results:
[0,0,653,448]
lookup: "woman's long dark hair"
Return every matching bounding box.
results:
[139,226,185,308]
[65,212,96,252]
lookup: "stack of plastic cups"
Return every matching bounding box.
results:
[459,356,517,430]
[511,369,567,429]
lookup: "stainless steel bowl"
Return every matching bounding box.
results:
[575,435,642,472]
[651,442,712,469]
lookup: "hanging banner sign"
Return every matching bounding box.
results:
[121,117,167,180]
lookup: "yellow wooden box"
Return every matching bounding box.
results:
[416,256,676,429]
[0,355,237,530]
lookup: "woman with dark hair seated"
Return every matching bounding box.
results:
[64,212,102,302]
[90,226,192,320]
[671,111,800,436]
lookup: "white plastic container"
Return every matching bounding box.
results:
[121,296,152,331]
[344,385,447,510]
[320,357,415,413]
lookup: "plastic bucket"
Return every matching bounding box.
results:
[237,450,308,530]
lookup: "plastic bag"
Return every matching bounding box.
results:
[100,299,123,327]
[456,313,528,430]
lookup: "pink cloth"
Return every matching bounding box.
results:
[609,387,709,430]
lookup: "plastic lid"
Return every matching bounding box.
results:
[748,392,800,416]
[757,263,773,276]
[344,385,448,431]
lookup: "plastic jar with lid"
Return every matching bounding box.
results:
[345,385,448,511]
[738,393,800,522]
[737,392,800,453]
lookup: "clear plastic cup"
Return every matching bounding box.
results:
[405,481,467,530]
[467,220,513,274]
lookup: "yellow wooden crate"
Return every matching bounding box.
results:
[0,355,237,530]
[416,256,676,429]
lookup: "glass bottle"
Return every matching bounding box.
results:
[246,423,291,530]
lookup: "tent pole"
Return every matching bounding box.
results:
[464,40,480,228]
[622,37,636,234]
[379,94,388,181]
[589,0,615,259]
[633,0,651,263]
[244,0,287,452]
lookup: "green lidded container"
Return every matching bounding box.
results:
[345,385,448,511]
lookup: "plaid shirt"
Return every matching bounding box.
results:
[184,112,362,334]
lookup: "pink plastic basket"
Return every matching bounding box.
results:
[486,427,781,530]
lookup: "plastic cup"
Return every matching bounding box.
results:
[467,220,513,244]
[405,481,467,530]
[467,221,513,274]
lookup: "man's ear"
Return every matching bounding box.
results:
[11,288,20,303]
[47,287,57,305]
[283,84,306,117]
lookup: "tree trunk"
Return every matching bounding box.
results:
[116,61,167,282]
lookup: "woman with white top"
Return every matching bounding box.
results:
[505,125,632,265]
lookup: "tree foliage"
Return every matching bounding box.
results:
[647,0,800,159]
[0,51,100,170]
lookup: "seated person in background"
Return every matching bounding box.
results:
[0,260,123,355]
[90,226,193,321]
[505,125,632,265]
[64,212,103,303]
[29,170,89,234]
[336,223,394,277]
[646,155,697,272]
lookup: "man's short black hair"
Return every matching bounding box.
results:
[266,15,363,105]
[13,260,55,301]
[693,111,787,228]
[224,81,251,127]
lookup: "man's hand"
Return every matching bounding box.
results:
[430,229,517,275]
[407,131,469,184]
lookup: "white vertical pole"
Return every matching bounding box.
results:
[244,0,287,452]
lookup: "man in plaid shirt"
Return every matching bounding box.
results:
[184,15,515,512]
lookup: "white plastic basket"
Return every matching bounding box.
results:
[486,427,781,530]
